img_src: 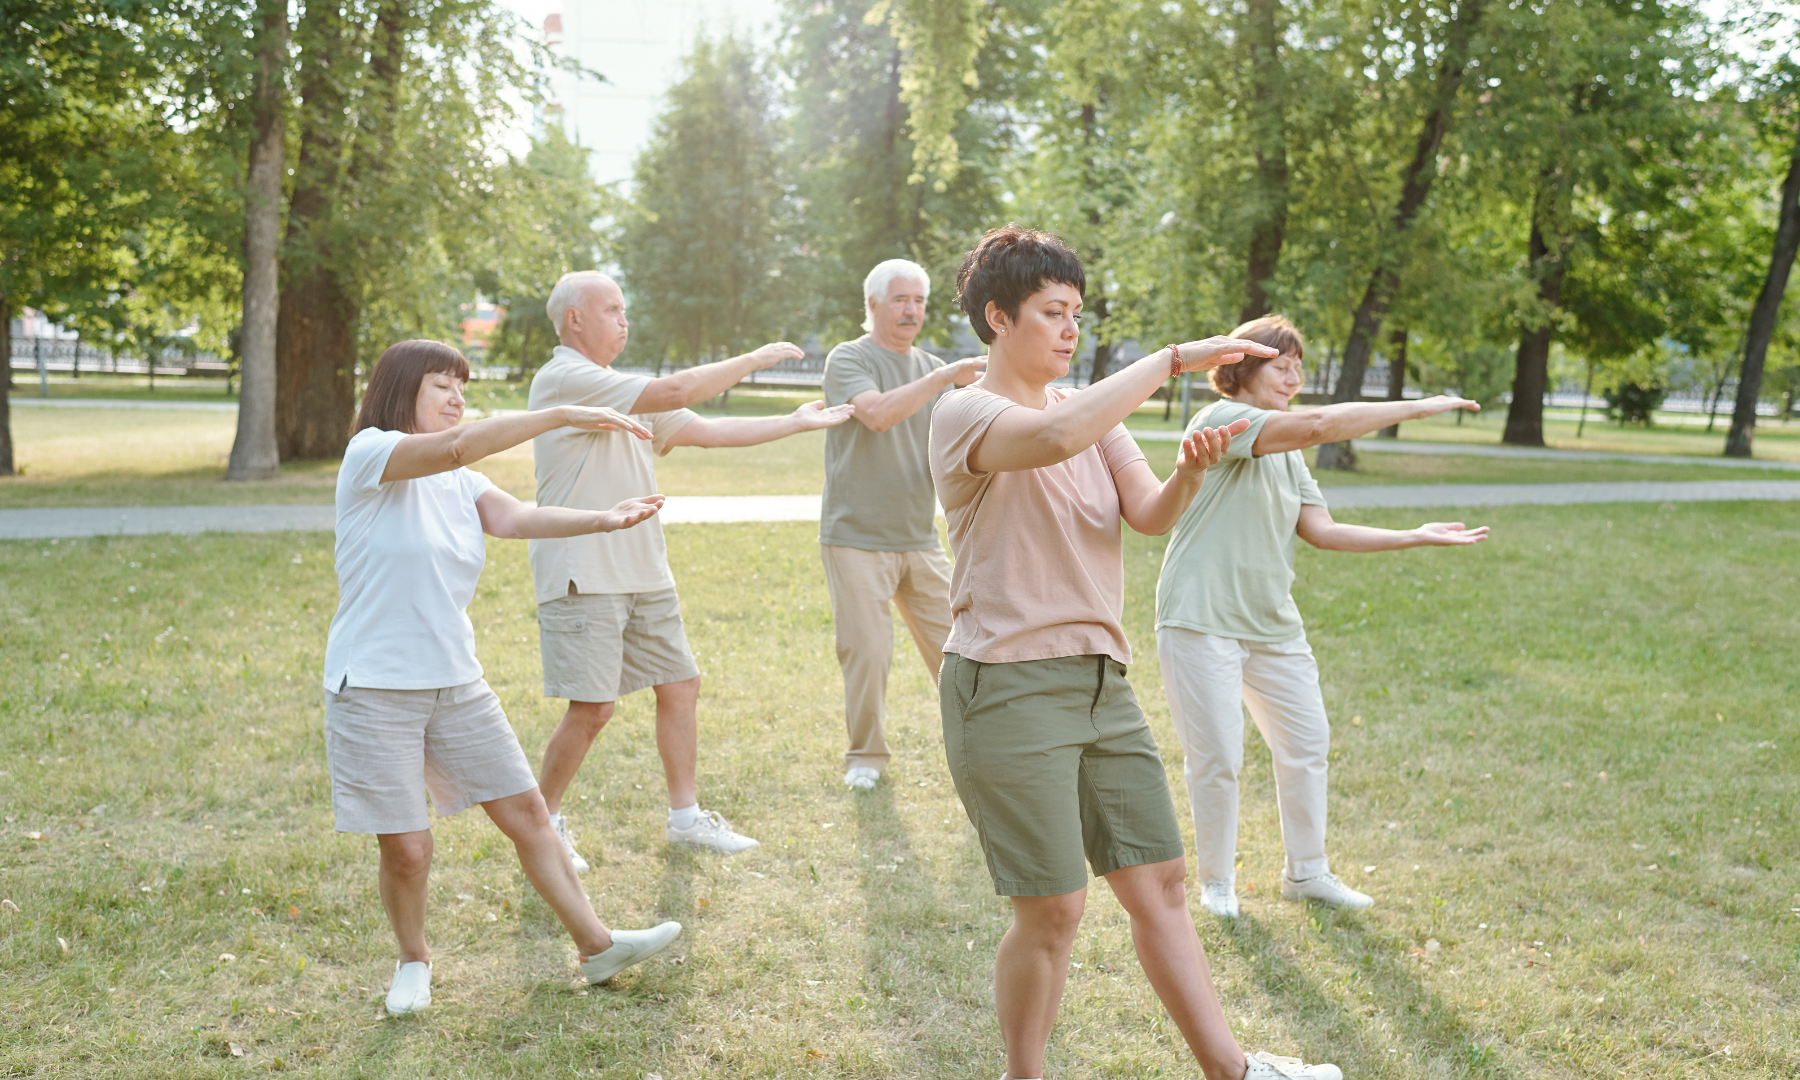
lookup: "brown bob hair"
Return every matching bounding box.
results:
[955,224,1086,345]
[1208,314,1306,396]
[355,340,471,434]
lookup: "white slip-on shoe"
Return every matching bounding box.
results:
[667,809,760,854]
[1199,880,1240,919]
[1280,870,1373,910]
[385,960,432,1017]
[579,922,683,984]
[1244,1050,1343,1080]
[549,813,590,874]
[844,766,880,791]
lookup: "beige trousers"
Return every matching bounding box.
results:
[1156,626,1332,886]
[820,544,954,770]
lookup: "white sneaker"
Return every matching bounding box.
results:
[579,921,683,984]
[385,960,431,1017]
[1199,880,1239,918]
[549,813,590,874]
[1281,870,1373,910]
[1244,1050,1342,1080]
[844,766,880,791]
[666,808,760,854]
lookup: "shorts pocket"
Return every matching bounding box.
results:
[538,610,586,633]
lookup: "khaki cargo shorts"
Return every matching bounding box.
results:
[322,679,538,834]
[537,588,701,703]
[940,653,1185,896]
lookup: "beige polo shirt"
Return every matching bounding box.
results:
[930,384,1146,665]
[527,345,698,604]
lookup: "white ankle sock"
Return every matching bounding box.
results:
[547,811,563,825]
[668,804,700,830]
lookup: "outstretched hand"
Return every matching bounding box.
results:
[1422,395,1480,416]
[1174,337,1279,373]
[1414,521,1488,546]
[791,400,857,429]
[749,341,806,369]
[597,495,666,533]
[564,406,652,440]
[945,356,987,386]
[1174,418,1254,475]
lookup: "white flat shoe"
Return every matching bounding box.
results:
[385,960,431,1016]
[579,922,682,984]
[1245,1050,1342,1079]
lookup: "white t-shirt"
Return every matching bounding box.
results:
[527,345,698,603]
[322,427,495,691]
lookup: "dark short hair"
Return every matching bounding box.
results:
[1208,315,1307,396]
[955,225,1086,345]
[355,340,471,434]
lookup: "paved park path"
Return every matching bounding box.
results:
[1126,429,1800,471]
[2,483,1796,539]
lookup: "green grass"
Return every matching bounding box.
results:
[2,500,1796,1078]
[11,376,239,402]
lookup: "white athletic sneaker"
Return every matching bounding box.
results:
[385,960,431,1017]
[1244,1050,1342,1080]
[844,766,880,791]
[579,921,683,984]
[549,813,590,875]
[1199,880,1240,918]
[666,808,760,854]
[1281,870,1373,910]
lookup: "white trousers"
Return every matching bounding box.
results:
[1156,626,1331,885]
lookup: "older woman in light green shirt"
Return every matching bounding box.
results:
[1155,315,1489,919]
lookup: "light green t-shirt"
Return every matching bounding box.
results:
[820,335,947,552]
[1154,399,1327,642]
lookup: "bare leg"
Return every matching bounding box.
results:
[376,830,434,964]
[1106,858,1247,1080]
[652,677,700,809]
[996,890,1086,1080]
[481,788,612,958]
[538,700,615,815]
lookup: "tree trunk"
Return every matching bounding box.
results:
[227,0,287,481]
[1502,210,1569,447]
[0,296,12,476]
[1240,0,1288,325]
[1315,0,1484,470]
[276,0,357,461]
[1726,119,1800,458]
[1089,298,1113,384]
[1378,328,1407,438]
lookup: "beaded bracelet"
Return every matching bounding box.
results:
[1165,343,1183,379]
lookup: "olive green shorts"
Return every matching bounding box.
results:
[940,653,1186,896]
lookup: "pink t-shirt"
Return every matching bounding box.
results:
[930,384,1147,665]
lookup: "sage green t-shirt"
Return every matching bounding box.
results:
[1154,399,1327,642]
[820,335,947,552]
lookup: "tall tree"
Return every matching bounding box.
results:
[1315,0,1485,470]
[1239,0,1288,324]
[226,0,287,480]
[1727,68,1800,458]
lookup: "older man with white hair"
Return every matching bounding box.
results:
[820,258,983,790]
[529,271,854,865]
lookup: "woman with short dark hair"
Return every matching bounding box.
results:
[323,339,681,1016]
[930,227,1340,1080]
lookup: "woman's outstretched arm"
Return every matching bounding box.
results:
[1251,396,1478,456]
[969,338,1274,474]
[1114,422,1251,536]
[381,407,652,483]
[1295,504,1489,552]
[475,489,665,540]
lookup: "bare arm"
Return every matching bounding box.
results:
[1253,396,1479,456]
[1113,423,1248,535]
[968,338,1275,474]
[380,407,651,483]
[476,488,665,540]
[849,357,986,432]
[630,342,806,414]
[1295,504,1490,552]
[665,400,856,449]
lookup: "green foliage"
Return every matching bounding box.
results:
[1604,382,1669,426]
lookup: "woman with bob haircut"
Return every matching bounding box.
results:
[929,226,1341,1080]
[323,339,682,1017]
[1155,315,1486,920]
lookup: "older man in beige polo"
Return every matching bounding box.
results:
[820,258,983,791]
[529,271,854,868]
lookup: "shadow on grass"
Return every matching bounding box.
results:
[1224,908,1522,1078]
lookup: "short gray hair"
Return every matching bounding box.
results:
[861,259,930,332]
[546,271,612,332]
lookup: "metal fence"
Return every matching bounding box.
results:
[9,336,231,380]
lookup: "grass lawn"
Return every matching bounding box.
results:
[2,498,1796,1078]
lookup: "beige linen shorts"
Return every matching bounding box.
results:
[322,679,538,834]
[537,588,701,703]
